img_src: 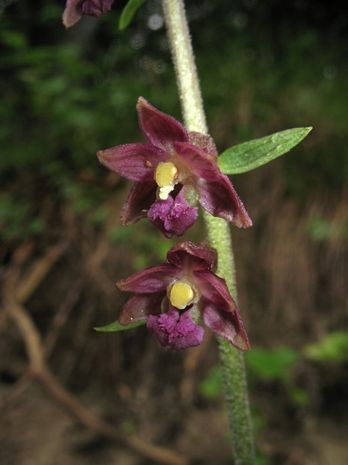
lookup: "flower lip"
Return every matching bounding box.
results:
[147,189,199,238]
[147,307,204,351]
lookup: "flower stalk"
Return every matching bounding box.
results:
[162,1,255,464]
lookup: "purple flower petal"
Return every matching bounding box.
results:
[174,141,219,181]
[147,189,198,238]
[81,0,113,17]
[197,174,252,227]
[167,241,217,272]
[188,131,218,159]
[137,97,188,150]
[194,270,250,350]
[147,308,204,350]
[121,181,157,225]
[62,0,82,27]
[118,293,164,325]
[203,302,250,351]
[193,270,234,309]
[117,264,179,294]
[173,141,252,228]
[63,0,113,28]
[97,143,166,181]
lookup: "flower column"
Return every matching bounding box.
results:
[162,1,255,464]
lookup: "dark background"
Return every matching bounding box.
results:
[0,1,347,464]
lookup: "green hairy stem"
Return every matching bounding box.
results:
[162,1,255,464]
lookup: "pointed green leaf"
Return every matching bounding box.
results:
[119,0,146,31]
[94,320,145,332]
[218,127,312,175]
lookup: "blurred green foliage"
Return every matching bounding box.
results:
[245,347,309,406]
[0,192,46,241]
[199,365,222,400]
[199,347,301,401]
[120,419,137,434]
[304,331,348,363]
[246,347,298,382]
[109,222,173,269]
[200,331,348,409]
[255,452,270,465]
[307,214,348,241]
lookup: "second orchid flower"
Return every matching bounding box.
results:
[117,241,250,351]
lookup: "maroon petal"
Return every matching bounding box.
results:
[81,0,113,17]
[97,143,166,181]
[119,293,163,325]
[193,270,234,309]
[197,173,252,228]
[173,142,252,228]
[62,0,82,28]
[63,0,113,27]
[203,302,250,351]
[147,189,198,238]
[188,131,218,159]
[174,141,219,181]
[117,264,179,294]
[121,181,157,225]
[147,307,204,350]
[137,97,188,150]
[194,270,250,351]
[167,241,217,272]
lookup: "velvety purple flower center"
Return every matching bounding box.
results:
[147,308,204,350]
[147,190,198,237]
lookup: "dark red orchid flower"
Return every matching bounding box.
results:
[97,97,252,237]
[63,0,113,28]
[116,241,250,351]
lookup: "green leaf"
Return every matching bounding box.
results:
[218,127,312,174]
[119,0,146,31]
[94,320,145,332]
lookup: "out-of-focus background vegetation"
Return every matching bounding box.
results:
[0,0,347,464]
